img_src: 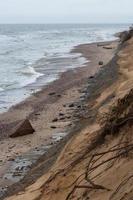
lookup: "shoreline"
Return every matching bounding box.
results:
[0,39,118,199]
[0,52,86,114]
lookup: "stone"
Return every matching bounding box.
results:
[99,61,103,65]
[10,119,35,138]
[119,30,133,43]
[77,105,81,108]
[59,113,64,116]
[48,92,56,96]
[89,76,94,79]
[50,126,57,129]
[103,46,113,50]
[8,158,15,161]
[52,118,58,122]
[69,103,75,108]
[35,113,40,116]
[57,94,61,97]
[66,116,71,119]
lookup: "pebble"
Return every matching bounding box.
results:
[52,118,58,122]
[48,92,56,96]
[8,158,15,161]
[50,126,57,129]
[99,61,103,65]
[66,116,71,119]
[59,113,64,116]
[69,103,75,108]
[89,76,94,79]
[35,113,40,116]
[57,94,61,97]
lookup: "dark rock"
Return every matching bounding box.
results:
[81,90,86,94]
[89,76,94,79]
[48,92,56,96]
[59,113,64,116]
[52,118,58,122]
[120,31,130,43]
[50,126,57,129]
[119,29,133,43]
[103,46,113,49]
[69,103,75,108]
[35,113,40,116]
[10,119,35,138]
[66,116,71,119]
[57,94,61,97]
[50,142,54,145]
[13,172,22,177]
[99,61,103,65]
[77,105,81,108]
[8,158,15,161]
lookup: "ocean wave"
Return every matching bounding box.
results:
[18,66,43,77]
[0,81,19,91]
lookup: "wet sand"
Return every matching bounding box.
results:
[0,40,118,199]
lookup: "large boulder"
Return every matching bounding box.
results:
[120,28,133,43]
[10,119,35,138]
[120,31,131,43]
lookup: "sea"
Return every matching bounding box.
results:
[0,24,130,112]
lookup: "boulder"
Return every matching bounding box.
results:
[10,119,35,138]
[120,31,131,43]
[119,29,133,43]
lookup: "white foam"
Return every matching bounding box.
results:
[19,66,41,76]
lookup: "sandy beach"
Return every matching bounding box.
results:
[0,39,118,198]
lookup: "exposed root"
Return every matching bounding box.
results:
[65,144,133,199]
[109,175,133,200]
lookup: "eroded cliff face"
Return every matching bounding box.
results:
[5,32,133,200]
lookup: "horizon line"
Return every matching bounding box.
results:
[0,22,131,25]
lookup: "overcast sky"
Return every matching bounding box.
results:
[0,0,133,24]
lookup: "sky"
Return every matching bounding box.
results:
[0,0,133,24]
